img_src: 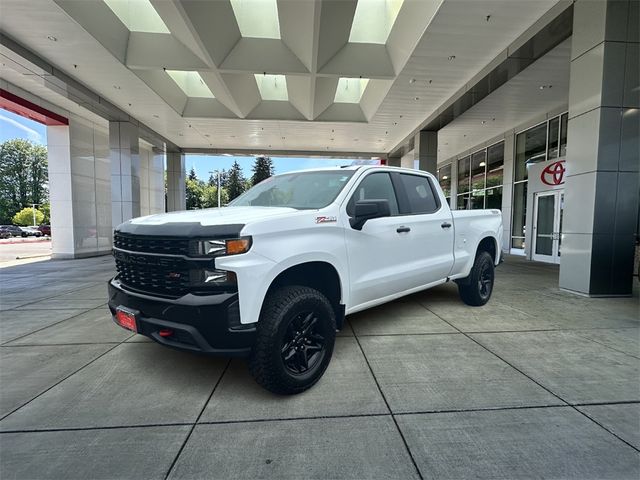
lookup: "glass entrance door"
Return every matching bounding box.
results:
[532,190,563,264]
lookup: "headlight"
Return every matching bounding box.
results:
[194,236,252,257]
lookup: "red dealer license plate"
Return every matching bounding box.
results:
[115,306,138,332]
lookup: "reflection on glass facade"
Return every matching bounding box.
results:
[457,156,470,194]
[548,116,560,159]
[437,164,452,204]
[457,141,504,210]
[511,112,568,250]
[559,113,568,157]
[515,122,547,181]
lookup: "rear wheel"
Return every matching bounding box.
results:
[458,251,495,306]
[248,285,336,395]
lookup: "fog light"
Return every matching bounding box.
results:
[204,270,227,283]
[158,329,173,338]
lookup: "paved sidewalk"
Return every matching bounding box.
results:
[0,255,638,479]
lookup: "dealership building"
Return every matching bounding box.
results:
[0,0,638,296]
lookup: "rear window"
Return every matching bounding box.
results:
[399,174,440,214]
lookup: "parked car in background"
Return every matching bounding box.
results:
[0,225,25,237]
[20,226,43,237]
[0,229,10,239]
[38,224,51,236]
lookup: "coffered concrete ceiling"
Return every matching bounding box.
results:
[0,0,563,155]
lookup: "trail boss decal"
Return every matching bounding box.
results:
[315,216,337,224]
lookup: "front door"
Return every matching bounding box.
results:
[532,190,564,264]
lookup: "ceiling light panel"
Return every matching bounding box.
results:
[167,71,215,98]
[230,0,281,39]
[254,74,288,101]
[349,0,404,44]
[104,0,170,33]
[334,78,370,103]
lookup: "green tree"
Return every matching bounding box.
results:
[40,203,51,224]
[202,184,229,208]
[226,161,246,201]
[251,156,274,186]
[12,207,44,226]
[186,177,205,209]
[188,166,198,181]
[0,139,48,223]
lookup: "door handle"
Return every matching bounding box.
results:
[441,222,452,229]
[396,226,411,233]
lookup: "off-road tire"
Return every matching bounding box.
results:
[458,251,495,306]
[248,285,336,395]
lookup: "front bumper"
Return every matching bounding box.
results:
[107,278,256,356]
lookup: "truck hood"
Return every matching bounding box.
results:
[126,206,301,227]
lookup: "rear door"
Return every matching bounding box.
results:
[393,172,455,285]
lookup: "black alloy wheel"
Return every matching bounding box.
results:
[478,260,493,300]
[281,311,327,375]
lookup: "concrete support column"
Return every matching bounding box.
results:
[387,155,401,167]
[138,142,166,217]
[166,152,186,212]
[110,121,140,227]
[414,130,437,174]
[501,133,515,252]
[47,117,111,258]
[559,0,639,296]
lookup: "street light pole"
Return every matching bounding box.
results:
[31,203,39,226]
[209,170,222,208]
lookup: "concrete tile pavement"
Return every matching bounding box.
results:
[0,254,638,479]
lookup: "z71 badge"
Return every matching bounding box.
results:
[315,216,337,224]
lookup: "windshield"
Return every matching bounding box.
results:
[229,170,355,209]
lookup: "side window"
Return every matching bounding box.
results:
[347,172,399,216]
[399,174,440,214]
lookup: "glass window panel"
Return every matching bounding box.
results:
[512,237,525,249]
[559,112,568,157]
[230,0,281,39]
[511,182,527,244]
[347,172,399,216]
[166,71,215,98]
[437,164,451,198]
[334,78,370,103]
[485,186,502,210]
[457,156,470,194]
[471,150,486,191]
[470,190,485,209]
[515,122,547,181]
[456,194,469,210]
[487,142,504,187]
[548,116,560,159]
[349,0,404,44]
[399,174,439,214]
[254,74,288,101]
[104,0,170,33]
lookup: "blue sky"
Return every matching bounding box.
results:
[0,109,47,144]
[1,108,356,178]
[185,155,353,181]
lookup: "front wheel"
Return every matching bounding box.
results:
[248,285,336,395]
[457,251,495,306]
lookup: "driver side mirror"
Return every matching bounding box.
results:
[349,199,391,230]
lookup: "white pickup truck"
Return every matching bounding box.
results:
[109,166,502,394]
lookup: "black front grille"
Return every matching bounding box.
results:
[114,232,190,256]
[115,258,190,297]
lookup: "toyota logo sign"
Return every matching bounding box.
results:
[541,160,566,186]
